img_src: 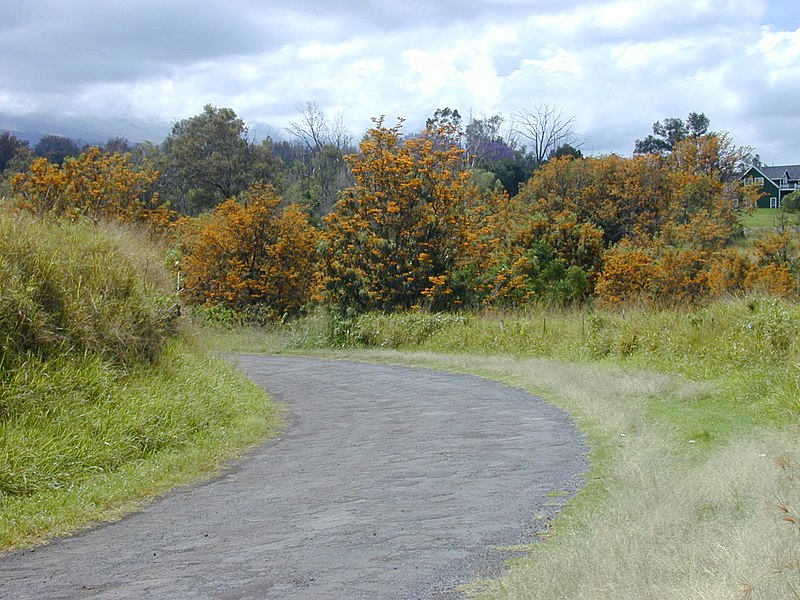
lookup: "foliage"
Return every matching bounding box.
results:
[34,134,80,165]
[0,131,29,172]
[667,130,754,181]
[6,107,795,313]
[551,143,583,160]
[483,208,600,306]
[596,230,800,307]
[781,190,800,213]
[161,105,279,214]
[744,231,800,297]
[9,147,175,230]
[321,117,486,313]
[634,111,709,154]
[594,243,654,306]
[465,114,513,167]
[464,114,533,196]
[180,183,319,320]
[516,134,764,307]
[519,154,666,246]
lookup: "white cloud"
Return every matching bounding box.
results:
[0,0,798,162]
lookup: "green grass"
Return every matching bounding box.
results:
[0,213,177,367]
[739,208,787,229]
[0,340,280,549]
[0,214,281,550]
[213,302,800,598]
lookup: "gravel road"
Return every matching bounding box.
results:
[0,356,587,599]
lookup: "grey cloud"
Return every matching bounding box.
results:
[0,1,289,92]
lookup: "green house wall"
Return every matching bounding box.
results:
[742,166,781,208]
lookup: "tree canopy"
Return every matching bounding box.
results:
[634,112,710,155]
[162,105,274,214]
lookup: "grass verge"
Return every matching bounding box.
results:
[0,213,281,551]
[0,339,281,551]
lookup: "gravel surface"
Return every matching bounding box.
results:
[0,356,587,599]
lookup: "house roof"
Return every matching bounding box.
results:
[750,164,800,181]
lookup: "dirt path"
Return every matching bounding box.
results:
[0,356,587,599]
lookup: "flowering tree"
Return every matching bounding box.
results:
[321,118,480,313]
[181,184,319,319]
[10,147,174,230]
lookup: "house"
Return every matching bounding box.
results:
[740,164,800,208]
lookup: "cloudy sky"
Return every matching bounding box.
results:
[1,0,798,163]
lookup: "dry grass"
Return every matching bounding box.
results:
[304,349,800,599]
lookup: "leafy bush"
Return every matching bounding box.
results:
[180,184,319,320]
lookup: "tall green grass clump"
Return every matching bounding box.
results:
[0,213,175,369]
[0,213,279,549]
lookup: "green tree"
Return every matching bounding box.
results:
[551,143,583,160]
[634,112,710,155]
[424,107,464,150]
[781,190,800,213]
[0,132,29,172]
[162,105,268,214]
[102,137,132,154]
[34,134,80,165]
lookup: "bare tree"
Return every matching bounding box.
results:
[287,101,352,152]
[285,102,354,217]
[512,104,585,163]
[328,112,353,151]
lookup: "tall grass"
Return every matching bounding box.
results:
[0,340,280,549]
[0,213,280,549]
[0,213,176,367]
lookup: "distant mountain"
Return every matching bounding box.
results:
[0,113,172,146]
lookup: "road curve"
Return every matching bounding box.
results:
[0,356,587,599]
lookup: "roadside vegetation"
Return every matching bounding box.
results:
[0,213,280,550]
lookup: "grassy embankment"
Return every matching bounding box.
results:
[203,302,800,599]
[0,213,280,551]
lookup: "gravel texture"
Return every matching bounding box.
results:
[0,356,587,599]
